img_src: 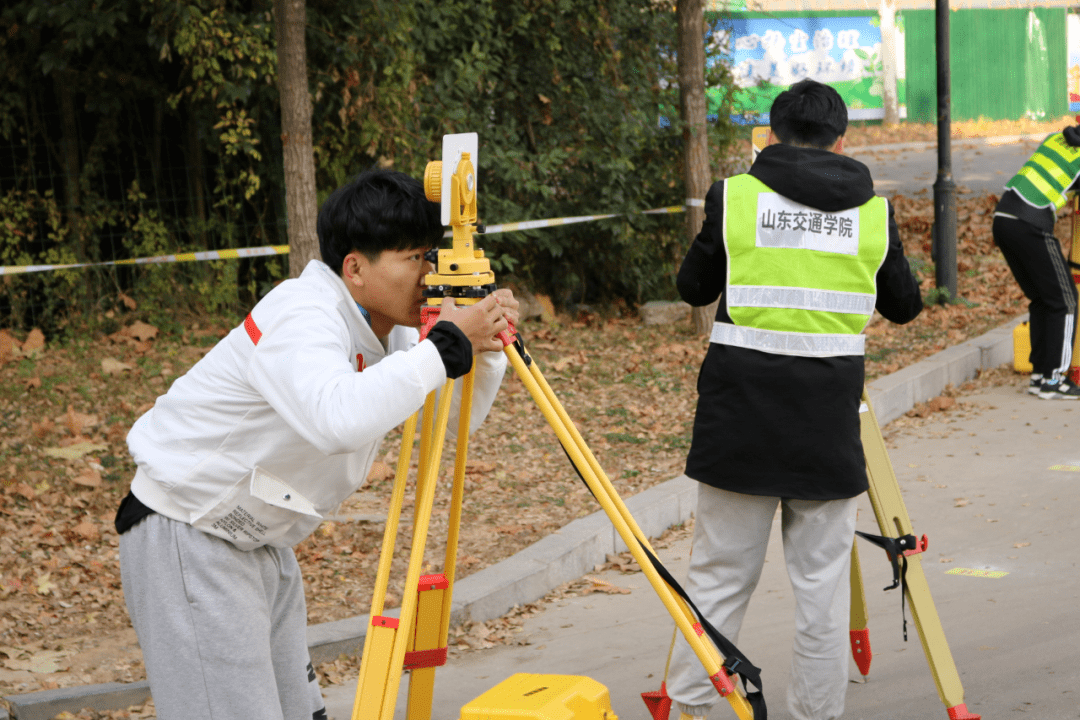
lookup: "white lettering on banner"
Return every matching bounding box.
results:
[756,194,859,255]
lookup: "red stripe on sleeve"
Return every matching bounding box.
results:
[244,313,262,345]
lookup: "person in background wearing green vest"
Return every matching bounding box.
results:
[668,79,923,720]
[992,127,1080,399]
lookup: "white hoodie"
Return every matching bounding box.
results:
[127,259,506,550]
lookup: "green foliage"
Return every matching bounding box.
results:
[0,0,739,333]
[0,190,81,331]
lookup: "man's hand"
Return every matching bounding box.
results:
[436,290,517,355]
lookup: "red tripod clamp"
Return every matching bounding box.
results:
[418,305,441,342]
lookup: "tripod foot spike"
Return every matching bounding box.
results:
[849,628,872,677]
[947,703,980,720]
[641,681,672,720]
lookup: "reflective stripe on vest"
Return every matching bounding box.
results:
[726,285,876,316]
[711,322,866,357]
[718,174,889,357]
[1004,132,1080,211]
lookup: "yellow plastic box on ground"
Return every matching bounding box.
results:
[1013,321,1033,373]
[459,673,618,720]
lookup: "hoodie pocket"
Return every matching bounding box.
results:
[191,466,322,551]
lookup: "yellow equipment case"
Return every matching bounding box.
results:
[459,674,618,720]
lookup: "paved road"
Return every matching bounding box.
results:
[845,135,1045,198]
[323,376,1080,719]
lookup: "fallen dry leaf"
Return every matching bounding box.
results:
[0,329,18,362]
[56,405,99,436]
[101,357,133,375]
[73,520,100,540]
[24,376,41,390]
[581,575,631,595]
[1013,542,1030,548]
[5,648,72,674]
[12,482,35,500]
[954,498,969,508]
[71,467,102,488]
[21,328,45,355]
[35,572,56,596]
[365,461,394,483]
[119,292,138,310]
[123,321,159,342]
[31,419,54,439]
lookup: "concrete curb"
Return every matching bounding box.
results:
[1,312,1027,718]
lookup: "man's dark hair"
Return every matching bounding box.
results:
[769,79,848,150]
[317,169,443,274]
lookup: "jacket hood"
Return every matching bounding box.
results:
[749,143,876,212]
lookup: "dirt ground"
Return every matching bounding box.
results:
[0,115,1076,717]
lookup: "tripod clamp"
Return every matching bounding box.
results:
[855,530,928,642]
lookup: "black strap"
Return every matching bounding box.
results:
[854,531,918,641]
[553,436,767,718]
[1068,259,1080,271]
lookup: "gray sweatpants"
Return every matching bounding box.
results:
[119,514,326,720]
[668,484,858,720]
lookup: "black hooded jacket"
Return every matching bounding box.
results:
[677,143,923,500]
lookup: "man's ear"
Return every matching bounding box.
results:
[832,135,845,154]
[341,251,368,292]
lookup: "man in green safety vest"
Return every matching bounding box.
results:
[993,127,1080,399]
[669,79,923,720]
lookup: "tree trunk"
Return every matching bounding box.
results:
[880,0,901,127]
[274,0,319,278]
[677,0,715,335]
[54,73,86,261]
[186,104,208,249]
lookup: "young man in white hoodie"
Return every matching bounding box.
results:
[114,169,518,720]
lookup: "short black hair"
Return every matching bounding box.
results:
[769,79,848,150]
[317,169,443,274]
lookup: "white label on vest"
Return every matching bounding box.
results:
[755,194,859,255]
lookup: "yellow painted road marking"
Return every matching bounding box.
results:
[945,568,1009,579]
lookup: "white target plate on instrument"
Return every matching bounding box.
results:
[440,132,478,226]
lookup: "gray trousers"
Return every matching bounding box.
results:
[668,484,858,720]
[119,514,326,720]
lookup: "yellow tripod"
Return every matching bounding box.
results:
[847,392,981,720]
[350,135,763,720]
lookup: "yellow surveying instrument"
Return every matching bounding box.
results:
[350,133,764,720]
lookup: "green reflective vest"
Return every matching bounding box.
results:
[1004,132,1080,211]
[716,174,889,357]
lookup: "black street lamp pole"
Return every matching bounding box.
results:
[933,0,958,302]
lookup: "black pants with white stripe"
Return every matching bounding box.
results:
[992,215,1078,380]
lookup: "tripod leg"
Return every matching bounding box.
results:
[351,382,458,720]
[406,367,476,720]
[522,350,707,635]
[352,412,420,720]
[375,381,458,720]
[849,539,872,679]
[504,344,756,720]
[860,392,980,720]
